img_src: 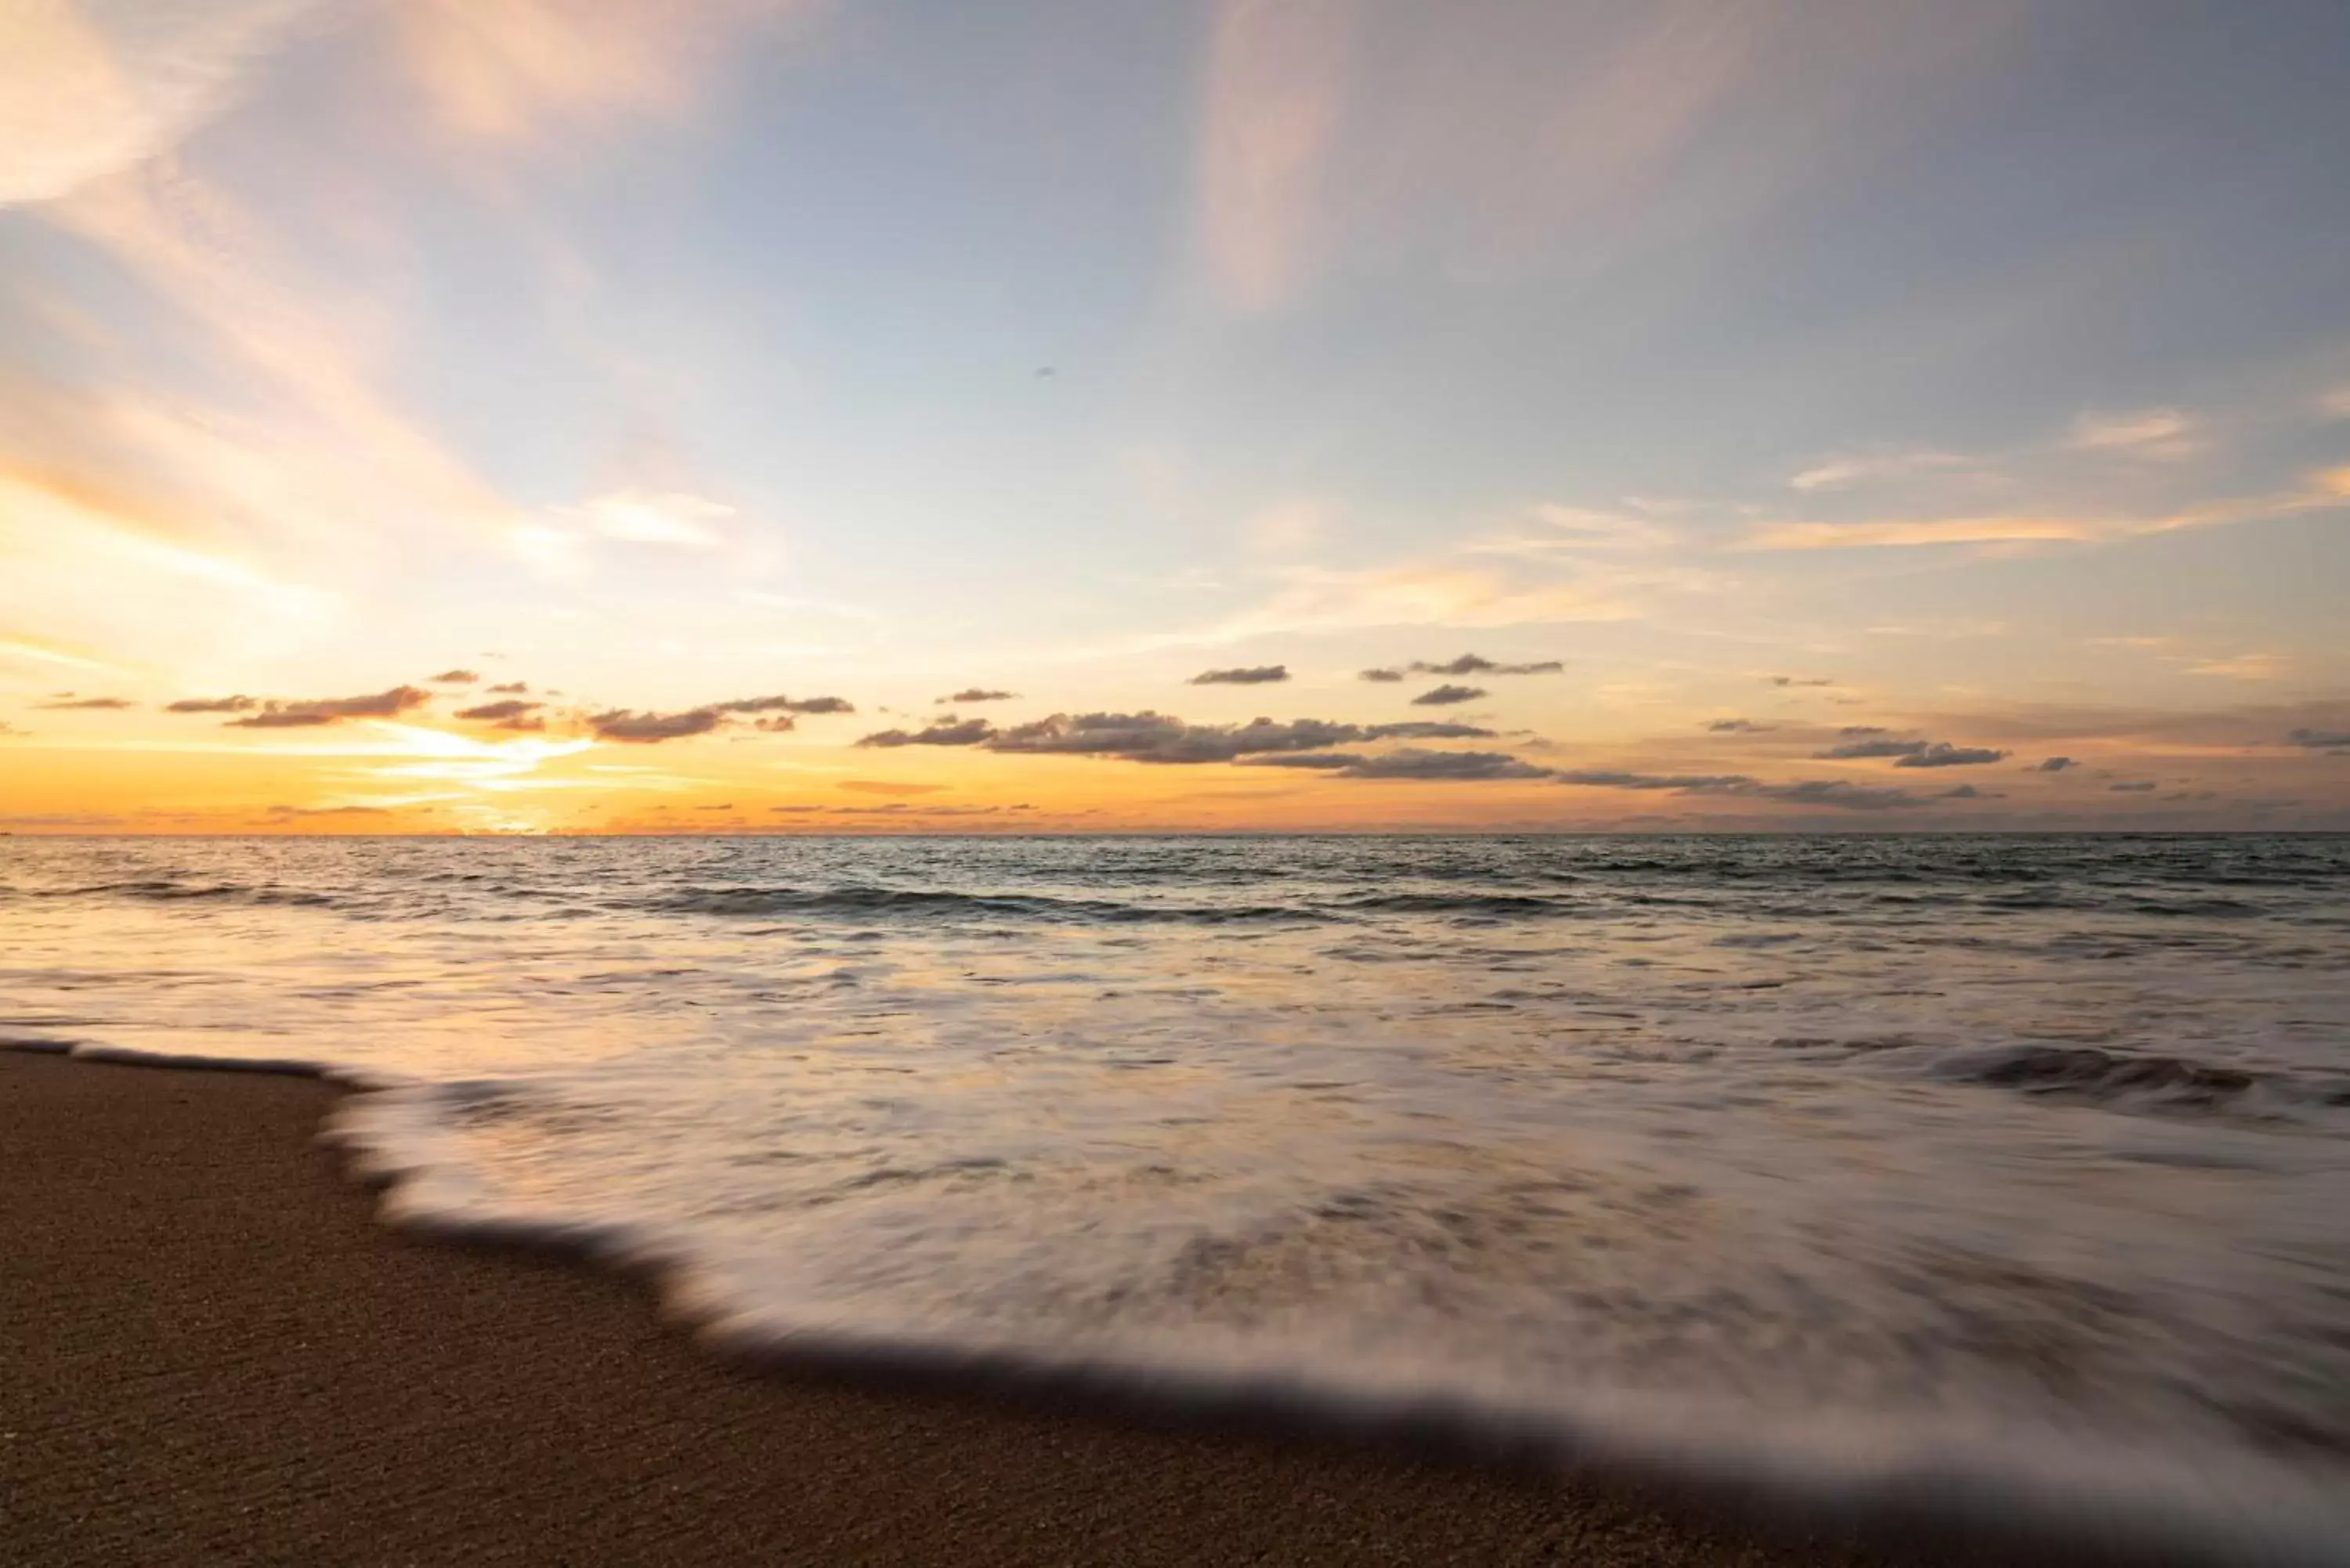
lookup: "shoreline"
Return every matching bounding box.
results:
[0,1047,2225,1566]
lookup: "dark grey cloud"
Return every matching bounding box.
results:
[1551,769,1928,811]
[588,708,725,743]
[37,695,134,710]
[1408,654,1564,677]
[867,710,1509,766]
[2036,756,2077,772]
[2110,780,2159,793]
[942,688,1018,703]
[1319,749,1553,781]
[1813,735,2007,767]
[1817,736,1925,759]
[1770,675,1837,688]
[166,695,258,714]
[228,686,432,728]
[989,712,1360,764]
[2287,728,2350,752]
[486,681,529,695]
[857,717,999,748]
[1412,684,1487,706]
[1189,664,1290,685]
[1838,724,1889,737]
[1706,718,1770,733]
[1358,667,1406,682]
[454,699,545,732]
[1891,742,2009,768]
[1554,769,1755,792]
[716,694,855,716]
[1939,784,2001,800]
[428,669,479,685]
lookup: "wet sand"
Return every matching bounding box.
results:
[2,1050,2007,1566]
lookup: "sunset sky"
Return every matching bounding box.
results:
[2,0,2345,834]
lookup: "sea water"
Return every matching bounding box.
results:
[4,834,2346,1558]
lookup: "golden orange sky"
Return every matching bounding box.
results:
[2,1,2347,833]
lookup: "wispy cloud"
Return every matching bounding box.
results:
[1190,664,1290,685]
[2065,407,2194,457]
[395,0,813,150]
[1190,0,1350,312]
[0,0,324,206]
[2184,652,2290,681]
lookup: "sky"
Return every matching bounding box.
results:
[1,0,2345,835]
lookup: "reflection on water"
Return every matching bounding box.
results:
[5,834,2348,1549]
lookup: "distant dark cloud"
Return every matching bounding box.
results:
[228,686,431,728]
[2035,756,2077,772]
[1817,736,1924,759]
[1412,684,1486,706]
[1812,735,2007,767]
[455,699,540,722]
[266,804,393,818]
[1408,654,1563,677]
[715,694,855,716]
[857,717,998,748]
[1189,664,1290,685]
[942,688,1018,703]
[861,710,1509,767]
[454,699,545,732]
[1269,748,1552,781]
[1554,769,1754,792]
[1358,667,1406,683]
[989,712,1358,764]
[2287,728,2350,752]
[1891,742,2009,768]
[2109,780,2159,793]
[166,695,258,713]
[486,681,529,695]
[1939,784,1997,800]
[588,708,725,743]
[1552,770,1929,811]
[1837,725,1888,737]
[37,695,134,710]
[1769,675,1837,688]
[1706,718,1770,733]
[429,669,479,685]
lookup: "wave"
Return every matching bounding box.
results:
[5,1036,2342,1566]
[1926,1043,2350,1116]
[5,877,338,908]
[637,884,1311,925]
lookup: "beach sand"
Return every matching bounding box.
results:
[2,1050,1986,1566]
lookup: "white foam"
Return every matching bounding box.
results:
[11,1034,2350,1563]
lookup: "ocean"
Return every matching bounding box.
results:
[5,833,2347,1559]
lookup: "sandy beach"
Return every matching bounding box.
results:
[0,1049,2013,1568]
